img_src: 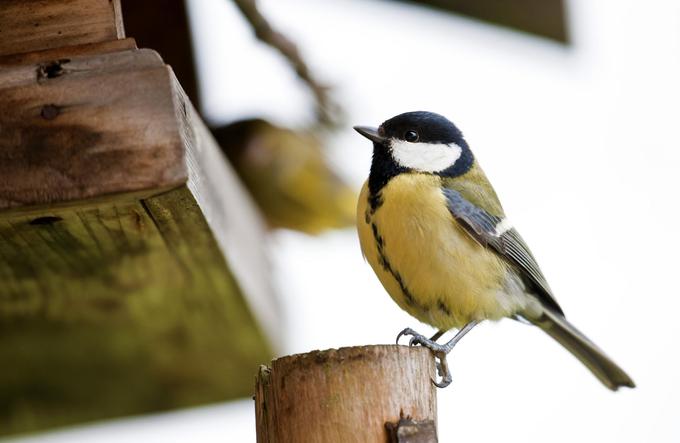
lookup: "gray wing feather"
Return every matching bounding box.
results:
[442,188,564,315]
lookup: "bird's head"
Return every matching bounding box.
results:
[354,111,473,177]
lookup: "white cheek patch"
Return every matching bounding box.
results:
[390,139,462,173]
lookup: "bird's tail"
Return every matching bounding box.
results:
[532,309,635,391]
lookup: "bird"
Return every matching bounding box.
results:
[354,111,635,390]
[212,119,356,234]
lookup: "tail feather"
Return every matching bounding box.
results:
[533,309,635,391]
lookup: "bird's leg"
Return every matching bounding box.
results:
[396,328,447,346]
[396,321,479,353]
[429,330,446,342]
[427,331,446,377]
[396,320,481,388]
[439,320,479,353]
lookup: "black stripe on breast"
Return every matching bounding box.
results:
[368,192,384,212]
[437,299,452,316]
[369,220,418,308]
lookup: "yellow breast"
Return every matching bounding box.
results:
[357,174,511,330]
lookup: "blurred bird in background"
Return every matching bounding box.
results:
[212,119,356,234]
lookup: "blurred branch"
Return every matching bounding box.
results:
[233,0,344,129]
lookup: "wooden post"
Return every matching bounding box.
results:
[255,345,438,443]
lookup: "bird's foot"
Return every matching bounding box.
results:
[396,328,448,353]
[396,327,453,388]
[433,352,452,388]
[396,321,480,389]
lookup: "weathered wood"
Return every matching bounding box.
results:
[177,87,280,347]
[0,37,137,66]
[0,44,277,343]
[0,187,272,435]
[0,0,125,57]
[0,44,277,437]
[0,48,187,209]
[255,345,438,443]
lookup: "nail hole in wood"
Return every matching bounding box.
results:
[40,104,60,120]
[37,59,70,80]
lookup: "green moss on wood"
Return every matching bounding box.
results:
[0,186,272,436]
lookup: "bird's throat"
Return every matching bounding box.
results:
[368,143,407,200]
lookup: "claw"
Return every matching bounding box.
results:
[431,351,452,388]
[395,327,417,345]
[397,327,443,351]
[432,375,452,388]
[395,322,479,389]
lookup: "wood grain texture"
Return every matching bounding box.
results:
[0,45,277,345]
[0,39,278,435]
[255,345,438,443]
[174,80,280,350]
[0,37,137,66]
[0,0,124,57]
[0,187,272,436]
[0,48,188,209]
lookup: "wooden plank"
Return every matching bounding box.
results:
[255,346,438,443]
[168,68,280,364]
[0,0,125,56]
[0,45,278,347]
[0,49,187,209]
[0,186,272,435]
[0,37,137,66]
[0,47,278,435]
[0,47,277,339]
[174,81,280,347]
[0,0,125,57]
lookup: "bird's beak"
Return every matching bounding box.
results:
[353,126,386,144]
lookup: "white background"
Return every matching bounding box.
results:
[7,0,680,441]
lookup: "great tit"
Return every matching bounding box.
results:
[354,111,634,390]
[213,119,356,234]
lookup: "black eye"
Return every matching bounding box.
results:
[404,130,419,142]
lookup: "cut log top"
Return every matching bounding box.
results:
[256,345,438,443]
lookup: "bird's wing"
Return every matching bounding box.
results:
[442,187,564,315]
